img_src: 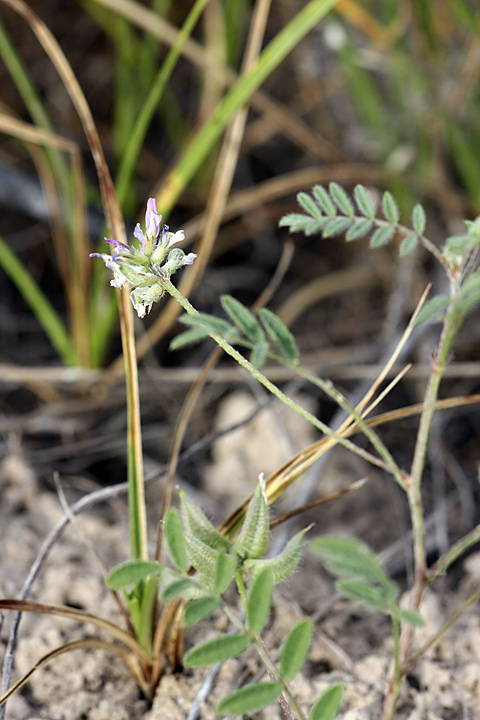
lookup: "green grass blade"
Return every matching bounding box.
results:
[115,0,210,207]
[0,235,78,366]
[0,21,68,186]
[157,0,340,215]
[112,14,139,169]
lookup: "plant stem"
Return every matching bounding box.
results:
[405,584,480,674]
[382,273,462,720]
[252,635,306,720]
[232,571,306,720]
[164,281,398,477]
[118,287,148,562]
[428,522,480,582]
[287,361,405,487]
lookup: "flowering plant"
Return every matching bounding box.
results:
[91,198,196,317]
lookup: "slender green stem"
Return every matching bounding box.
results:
[390,610,402,705]
[382,274,463,720]
[232,571,306,720]
[251,634,307,720]
[407,277,462,588]
[405,584,480,675]
[428,522,480,582]
[284,361,405,487]
[164,280,396,476]
[410,276,462,492]
[234,570,248,607]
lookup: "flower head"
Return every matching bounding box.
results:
[90,198,196,318]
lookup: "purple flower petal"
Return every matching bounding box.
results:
[134,223,146,248]
[105,238,130,251]
[145,198,162,239]
[183,253,197,265]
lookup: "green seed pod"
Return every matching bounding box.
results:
[244,527,309,583]
[234,478,270,560]
[185,532,219,580]
[180,491,232,552]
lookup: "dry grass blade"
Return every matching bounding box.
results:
[152,598,186,686]
[94,0,339,164]
[1,0,145,558]
[270,477,367,528]
[154,216,295,564]
[0,637,150,706]
[219,390,480,536]
[0,600,151,667]
[354,284,431,420]
[152,240,295,669]
[0,0,122,239]
[135,0,273,359]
